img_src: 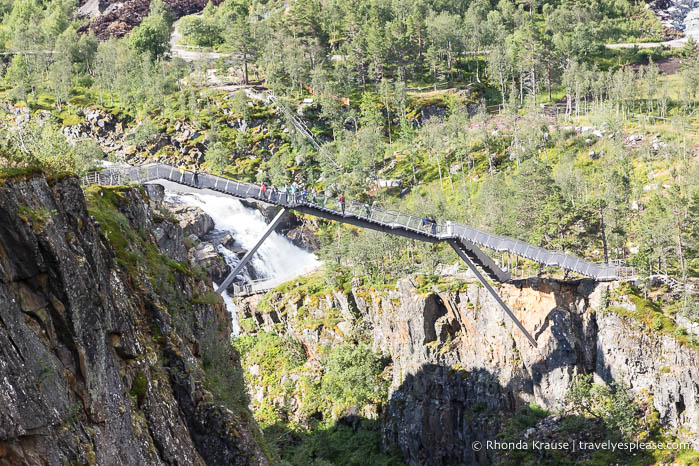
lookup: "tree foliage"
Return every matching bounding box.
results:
[128,0,173,59]
[565,374,640,440]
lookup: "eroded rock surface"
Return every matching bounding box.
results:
[0,174,267,465]
[239,276,699,464]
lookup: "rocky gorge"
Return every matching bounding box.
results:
[0,122,695,464]
[0,171,268,465]
[236,274,699,464]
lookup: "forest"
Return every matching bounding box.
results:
[0,0,697,325]
[0,0,698,465]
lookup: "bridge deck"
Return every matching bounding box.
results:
[83,163,620,282]
[232,277,286,297]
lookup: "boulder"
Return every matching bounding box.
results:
[191,242,228,283]
[285,226,320,252]
[169,205,214,238]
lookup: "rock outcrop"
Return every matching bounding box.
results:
[59,108,207,166]
[190,242,229,284]
[169,204,215,238]
[647,0,699,36]
[373,279,698,464]
[238,199,320,252]
[239,276,699,464]
[0,172,268,465]
[78,0,225,39]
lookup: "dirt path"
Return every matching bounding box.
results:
[605,39,685,49]
[170,16,232,62]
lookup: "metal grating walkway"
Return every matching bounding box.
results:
[83,163,622,282]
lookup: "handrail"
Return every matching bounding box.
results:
[81,163,627,282]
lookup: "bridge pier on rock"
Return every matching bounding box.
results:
[448,239,538,348]
[215,207,288,294]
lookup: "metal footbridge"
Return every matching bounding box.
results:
[84,163,625,348]
[232,277,290,297]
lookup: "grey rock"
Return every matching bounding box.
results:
[239,198,280,223]
[239,275,699,463]
[0,174,267,465]
[285,226,320,252]
[191,242,228,283]
[169,205,215,238]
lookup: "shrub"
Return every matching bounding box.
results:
[180,16,222,47]
[565,374,639,440]
[130,371,148,406]
[1,119,102,175]
[205,141,230,173]
[201,324,249,413]
[128,0,172,59]
[651,316,664,331]
[126,118,160,147]
[321,343,388,411]
[679,295,699,322]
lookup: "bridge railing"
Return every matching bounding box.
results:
[80,170,125,187]
[231,276,291,296]
[84,163,623,281]
[86,165,439,237]
[448,223,620,280]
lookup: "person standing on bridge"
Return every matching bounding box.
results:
[339,194,346,215]
[283,184,289,203]
[364,203,371,217]
[290,183,297,204]
[259,181,267,198]
[179,166,185,184]
[193,169,200,187]
[311,187,317,204]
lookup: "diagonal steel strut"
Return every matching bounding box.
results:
[448,239,538,348]
[216,207,287,294]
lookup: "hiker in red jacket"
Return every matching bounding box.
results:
[339,194,345,215]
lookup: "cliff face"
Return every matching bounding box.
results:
[0,174,267,465]
[364,279,698,464]
[595,310,699,433]
[239,276,699,465]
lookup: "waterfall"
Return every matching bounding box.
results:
[219,290,241,336]
[166,191,319,336]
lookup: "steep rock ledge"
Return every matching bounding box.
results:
[368,279,698,463]
[0,173,267,465]
[239,276,698,464]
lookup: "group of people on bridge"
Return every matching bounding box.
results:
[180,167,438,234]
[258,181,352,214]
[258,182,319,206]
[260,181,440,234]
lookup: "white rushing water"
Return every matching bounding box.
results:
[167,191,320,336]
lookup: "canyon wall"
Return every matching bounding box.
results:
[0,173,267,465]
[239,276,699,464]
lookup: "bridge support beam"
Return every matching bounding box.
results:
[449,240,538,348]
[215,208,287,294]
